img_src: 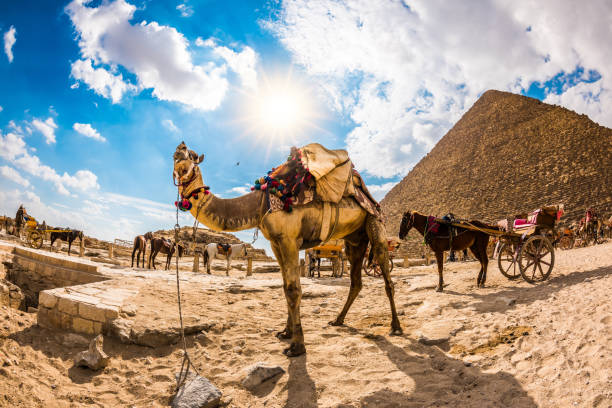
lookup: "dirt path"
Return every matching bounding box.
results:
[0,241,610,407]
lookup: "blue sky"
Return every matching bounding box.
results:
[1,0,610,255]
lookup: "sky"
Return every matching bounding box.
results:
[1,0,611,255]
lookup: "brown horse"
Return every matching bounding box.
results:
[399,210,492,291]
[148,237,184,270]
[131,231,153,268]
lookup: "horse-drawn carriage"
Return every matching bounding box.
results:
[362,237,401,277]
[493,205,562,283]
[305,240,345,278]
[23,217,82,254]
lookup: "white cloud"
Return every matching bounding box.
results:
[268,0,612,177]
[3,26,16,63]
[176,3,194,18]
[70,58,136,103]
[366,181,398,202]
[0,165,30,187]
[228,185,251,196]
[73,122,107,142]
[0,130,99,195]
[162,119,179,133]
[0,106,3,112]
[31,117,58,144]
[207,40,258,89]
[65,0,235,111]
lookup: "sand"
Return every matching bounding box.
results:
[0,239,611,407]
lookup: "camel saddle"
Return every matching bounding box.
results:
[269,143,382,218]
[217,243,232,255]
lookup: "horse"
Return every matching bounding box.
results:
[399,210,492,291]
[149,237,184,270]
[131,231,153,268]
[49,229,83,255]
[201,243,248,276]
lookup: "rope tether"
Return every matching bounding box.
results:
[174,191,201,390]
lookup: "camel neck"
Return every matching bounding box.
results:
[189,191,265,232]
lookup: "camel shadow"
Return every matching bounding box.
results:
[284,354,318,408]
[362,335,537,407]
[445,264,612,313]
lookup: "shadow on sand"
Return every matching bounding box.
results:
[445,264,612,313]
[360,335,537,407]
[284,354,317,408]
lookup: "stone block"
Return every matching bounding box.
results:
[44,310,73,330]
[79,303,107,322]
[58,297,79,315]
[92,321,103,335]
[73,317,94,335]
[102,305,120,320]
[39,291,58,308]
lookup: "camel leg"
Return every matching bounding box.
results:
[434,251,444,292]
[270,238,305,357]
[330,233,367,326]
[68,240,72,256]
[366,216,402,335]
[141,246,146,268]
[226,256,230,277]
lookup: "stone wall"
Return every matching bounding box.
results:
[382,90,612,257]
[37,283,129,336]
[8,247,109,308]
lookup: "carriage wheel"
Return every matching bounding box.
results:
[518,235,554,283]
[497,242,520,280]
[27,230,43,249]
[558,236,574,250]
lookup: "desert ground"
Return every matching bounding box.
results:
[0,236,611,408]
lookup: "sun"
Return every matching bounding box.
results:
[239,71,322,147]
[257,88,302,131]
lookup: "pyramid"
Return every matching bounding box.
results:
[381,90,612,255]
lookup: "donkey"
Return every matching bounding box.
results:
[399,210,492,291]
[50,229,83,256]
[149,237,184,270]
[131,231,153,268]
[202,243,248,276]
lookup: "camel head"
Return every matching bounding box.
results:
[173,142,205,194]
[399,210,416,240]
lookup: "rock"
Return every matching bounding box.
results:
[241,362,285,390]
[27,307,38,314]
[120,304,137,317]
[110,318,133,343]
[172,373,222,408]
[312,307,321,314]
[195,331,211,346]
[74,334,109,370]
[416,321,463,345]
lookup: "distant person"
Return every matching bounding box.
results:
[15,204,26,237]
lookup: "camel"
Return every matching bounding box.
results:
[172,142,401,357]
[201,242,248,276]
[149,237,184,270]
[399,211,491,291]
[131,231,153,268]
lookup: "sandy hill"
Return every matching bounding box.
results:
[382,90,612,255]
